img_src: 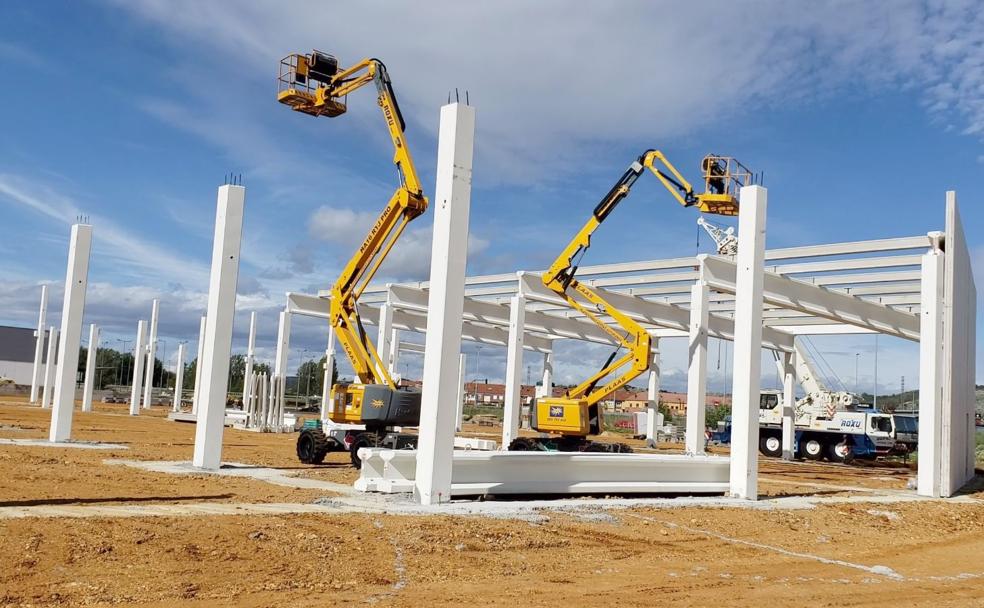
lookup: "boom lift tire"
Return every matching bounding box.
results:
[508,437,537,451]
[350,431,381,469]
[296,428,331,464]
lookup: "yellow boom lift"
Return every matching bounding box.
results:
[509,152,752,452]
[278,51,428,467]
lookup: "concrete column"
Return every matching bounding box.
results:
[243,311,257,407]
[537,351,554,399]
[129,320,147,416]
[193,184,245,470]
[388,328,400,376]
[502,291,526,448]
[40,326,58,409]
[728,185,767,500]
[645,341,661,444]
[917,250,945,497]
[30,285,48,403]
[376,301,393,380]
[780,351,796,460]
[414,102,475,506]
[321,326,336,420]
[455,353,467,432]
[685,279,710,455]
[273,310,291,385]
[172,342,186,412]
[192,315,206,415]
[48,223,93,442]
[142,299,159,409]
[81,324,100,413]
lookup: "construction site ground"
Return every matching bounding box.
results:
[1,397,983,607]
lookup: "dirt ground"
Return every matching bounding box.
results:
[1,398,983,607]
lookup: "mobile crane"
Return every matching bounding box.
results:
[509,152,752,452]
[278,51,428,467]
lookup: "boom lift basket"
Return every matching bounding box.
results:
[277,52,347,117]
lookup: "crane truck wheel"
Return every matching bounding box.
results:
[349,432,381,469]
[758,435,782,458]
[296,428,330,464]
[801,436,825,461]
[827,439,855,464]
[508,437,537,451]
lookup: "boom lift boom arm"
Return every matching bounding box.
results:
[530,151,748,444]
[278,52,428,389]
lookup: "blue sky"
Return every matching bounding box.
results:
[0,1,981,393]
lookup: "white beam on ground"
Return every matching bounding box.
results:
[729,185,767,500]
[243,311,257,409]
[141,299,159,409]
[193,185,245,470]
[30,285,48,404]
[192,315,206,416]
[40,326,58,409]
[917,250,944,497]
[81,324,99,413]
[414,101,475,506]
[49,224,93,442]
[129,320,147,416]
[456,353,467,432]
[502,293,526,449]
[646,342,661,443]
[172,342,185,412]
[780,351,796,460]
[702,256,920,341]
[685,281,709,455]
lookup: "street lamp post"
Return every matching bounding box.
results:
[117,339,132,387]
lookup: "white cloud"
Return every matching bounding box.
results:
[107,1,984,184]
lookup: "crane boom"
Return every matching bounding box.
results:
[520,151,751,450]
[278,51,427,428]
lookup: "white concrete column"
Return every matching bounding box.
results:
[536,351,554,399]
[243,311,257,407]
[321,325,336,420]
[414,101,475,506]
[30,285,48,403]
[780,351,796,460]
[172,342,186,412]
[129,320,147,416]
[40,326,58,409]
[728,185,767,500]
[48,222,93,442]
[142,299,160,409]
[917,250,945,497]
[376,301,393,380]
[273,310,291,385]
[455,353,467,432]
[388,328,400,376]
[502,291,526,448]
[193,185,245,469]
[645,341,661,443]
[192,315,206,415]
[81,324,100,413]
[685,279,710,455]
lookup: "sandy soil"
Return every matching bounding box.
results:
[1,399,982,607]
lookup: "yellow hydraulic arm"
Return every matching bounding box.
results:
[278,52,427,391]
[535,150,748,439]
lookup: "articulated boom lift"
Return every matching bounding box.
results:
[278,51,428,465]
[510,151,751,452]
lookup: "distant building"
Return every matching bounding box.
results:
[0,325,50,385]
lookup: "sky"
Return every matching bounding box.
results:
[0,1,982,395]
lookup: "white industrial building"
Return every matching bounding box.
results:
[0,325,52,385]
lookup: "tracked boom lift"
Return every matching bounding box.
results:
[509,152,752,452]
[278,51,428,466]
